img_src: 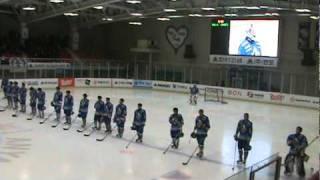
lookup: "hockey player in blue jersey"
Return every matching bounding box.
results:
[169,107,184,149]
[94,96,104,130]
[102,97,113,133]
[191,109,210,158]
[189,84,199,105]
[284,126,308,177]
[12,81,20,110]
[19,83,27,113]
[234,113,253,164]
[78,93,89,128]
[51,87,63,121]
[7,81,13,108]
[29,87,37,116]
[113,98,127,138]
[1,77,8,99]
[131,103,146,143]
[37,88,46,119]
[63,90,74,125]
[238,24,262,56]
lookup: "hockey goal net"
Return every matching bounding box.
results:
[204,87,225,103]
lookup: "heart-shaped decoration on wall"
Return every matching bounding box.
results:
[166,25,189,54]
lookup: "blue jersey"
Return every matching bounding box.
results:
[169,113,184,131]
[7,84,13,97]
[12,85,19,97]
[1,79,8,89]
[287,133,308,155]
[63,95,73,110]
[103,101,113,118]
[235,119,253,141]
[133,108,146,126]
[94,100,105,114]
[190,87,199,95]
[194,115,210,135]
[37,91,46,105]
[19,87,27,101]
[79,98,89,113]
[53,91,63,106]
[114,104,127,118]
[238,37,262,56]
[29,89,37,104]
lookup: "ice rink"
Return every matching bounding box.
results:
[0,87,318,180]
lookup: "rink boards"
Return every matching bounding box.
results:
[1,78,319,109]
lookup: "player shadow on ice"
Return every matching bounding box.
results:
[106,133,233,167]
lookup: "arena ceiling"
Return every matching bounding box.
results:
[0,0,318,27]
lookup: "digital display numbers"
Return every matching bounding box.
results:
[211,19,229,27]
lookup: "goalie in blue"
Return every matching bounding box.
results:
[284,126,308,177]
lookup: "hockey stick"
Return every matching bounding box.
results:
[39,112,55,124]
[84,127,96,136]
[182,146,199,166]
[163,134,181,154]
[125,134,137,149]
[63,116,78,130]
[96,126,117,141]
[77,122,94,133]
[51,115,66,128]
[232,141,237,171]
[163,142,172,154]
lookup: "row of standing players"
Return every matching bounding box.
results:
[189,85,310,177]
[0,80,310,176]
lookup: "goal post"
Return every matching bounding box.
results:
[204,87,226,103]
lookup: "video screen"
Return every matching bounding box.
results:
[228,20,279,57]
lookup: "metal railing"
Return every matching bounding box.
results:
[0,59,318,97]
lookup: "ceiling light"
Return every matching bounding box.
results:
[201,7,215,11]
[167,15,184,18]
[224,13,238,17]
[93,6,104,9]
[310,16,320,19]
[228,6,246,9]
[262,12,280,16]
[129,22,142,25]
[126,0,141,4]
[246,6,260,10]
[130,13,143,16]
[22,6,36,11]
[297,13,311,16]
[102,17,113,21]
[189,14,202,17]
[157,17,170,21]
[295,9,311,12]
[164,9,176,12]
[203,14,222,17]
[64,12,79,16]
[50,0,64,3]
